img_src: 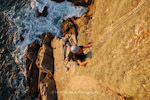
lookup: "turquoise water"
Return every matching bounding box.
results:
[0,0,86,99]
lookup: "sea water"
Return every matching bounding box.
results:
[0,0,86,99]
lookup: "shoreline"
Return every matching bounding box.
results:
[24,0,94,99]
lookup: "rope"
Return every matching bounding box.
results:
[94,1,150,50]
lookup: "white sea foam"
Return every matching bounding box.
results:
[7,0,86,50]
[5,0,87,99]
[6,0,87,65]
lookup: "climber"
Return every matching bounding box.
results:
[70,43,93,66]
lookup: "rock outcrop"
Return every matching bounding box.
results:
[36,6,48,18]
[25,34,57,100]
[36,34,54,74]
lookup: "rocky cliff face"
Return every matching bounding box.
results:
[91,0,150,100]
[25,0,150,100]
[54,0,150,100]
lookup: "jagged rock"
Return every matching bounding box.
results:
[36,44,54,74]
[25,40,40,98]
[61,17,78,36]
[36,34,54,74]
[41,33,54,46]
[61,17,78,45]
[51,0,65,2]
[74,14,90,27]
[36,6,48,18]
[67,0,93,7]
[19,34,24,42]
[19,30,26,42]
[39,75,57,100]
[25,40,40,61]
[61,15,90,45]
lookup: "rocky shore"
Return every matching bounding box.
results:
[24,0,94,100]
[25,0,150,100]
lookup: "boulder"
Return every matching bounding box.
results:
[39,76,57,100]
[36,6,48,18]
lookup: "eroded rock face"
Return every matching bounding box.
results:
[36,6,48,18]
[25,40,40,98]
[39,75,57,100]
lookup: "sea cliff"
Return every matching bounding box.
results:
[25,0,150,100]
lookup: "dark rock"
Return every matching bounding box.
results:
[39,71,47,82]
[18,29,27,42]
[36,6,48,18]
[36,44,54,74]
[39,75,57,100]
[67,0,93,7]
[42,33,54,46]
[28,62,39,98]
[19,35,24,42]
[38,93,42,100]
[36,33,54,74]
[42,6,48,17]
[51,0,65,2]
[25,40,41,98]
[25,40,40,61]
[36,11,41,17]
